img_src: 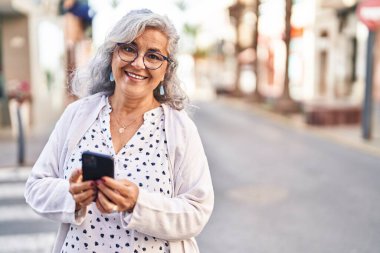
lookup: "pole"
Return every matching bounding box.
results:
[283,0,292,99]
[16,104,25,165]
[361,31,375,140]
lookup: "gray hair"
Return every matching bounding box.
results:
[71,9,188,110]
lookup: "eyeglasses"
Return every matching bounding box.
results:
[116,43,173,70]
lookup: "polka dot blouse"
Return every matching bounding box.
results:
[61,98,171,253]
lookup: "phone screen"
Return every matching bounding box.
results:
[82,151,114,181]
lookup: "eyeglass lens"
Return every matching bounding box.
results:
[118,44,166,70]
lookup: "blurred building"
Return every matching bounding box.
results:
[226,0,379,125]
[314,0,366,100]
[0,0,66,132]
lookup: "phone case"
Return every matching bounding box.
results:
[82,151,114,181]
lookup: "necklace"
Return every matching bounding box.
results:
[113,113,141,134]
[109,97,158,134]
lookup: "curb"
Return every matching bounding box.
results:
[217,96,380,158]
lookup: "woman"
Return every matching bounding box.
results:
[25,9,214,253]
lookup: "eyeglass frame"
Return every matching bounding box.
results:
[116,42,173,70]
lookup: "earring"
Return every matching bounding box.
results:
[159,84,165,96]
[109,72,115,82]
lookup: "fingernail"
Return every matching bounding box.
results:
[96,180,102,185]
[101,178,106,183]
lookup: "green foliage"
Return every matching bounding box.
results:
[175,0,187,12]
[183,23,200,38]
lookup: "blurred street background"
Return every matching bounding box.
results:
[0,0,380,252]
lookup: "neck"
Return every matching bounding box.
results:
[109,93,159,116]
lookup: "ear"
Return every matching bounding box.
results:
[161,73,166,82]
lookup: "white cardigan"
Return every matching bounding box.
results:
[24,93,214,253]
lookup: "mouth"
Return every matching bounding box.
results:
[125,71,148,80]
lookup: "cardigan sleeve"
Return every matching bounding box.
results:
[24,102,85,225]
[122,122,214,241]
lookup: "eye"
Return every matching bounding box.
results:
[145,52,163,61]
[121,44,136,53]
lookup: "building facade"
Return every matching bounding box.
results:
[0,0,65,133]
[226,0,379,125]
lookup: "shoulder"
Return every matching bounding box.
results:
[66,93,105,110]
[58,93,106,126]
[162,104,198,132]
[63,93,105,115]
[162,104,201,148]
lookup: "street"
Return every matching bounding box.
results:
[1,99,380,252]
[195,100,380,253]
[0,167,58,253]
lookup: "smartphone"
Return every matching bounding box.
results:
[82,151,114,181]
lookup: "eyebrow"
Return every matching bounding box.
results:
[130,42,164,54]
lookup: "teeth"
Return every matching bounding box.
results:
[127,72,146,80]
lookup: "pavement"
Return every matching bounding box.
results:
[194,99,380,252]
[0,125,53,169]
[218,97,380,158]
[0,96,379,171]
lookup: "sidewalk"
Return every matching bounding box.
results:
[0,124,53,169]
[0,96,379,171]
[218,96,380,157]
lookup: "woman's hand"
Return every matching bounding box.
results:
[95,177,139,214]
[69,169,97,211]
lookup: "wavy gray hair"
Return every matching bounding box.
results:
[71,9,188,110]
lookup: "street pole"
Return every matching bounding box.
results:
[16,104,25,165]
[362,31,375,140]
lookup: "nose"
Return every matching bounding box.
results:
[130,53,145,69]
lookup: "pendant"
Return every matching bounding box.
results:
[118,127,125,134]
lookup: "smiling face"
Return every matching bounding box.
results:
[111,28,169,101]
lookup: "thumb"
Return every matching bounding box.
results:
[69,169,83,183]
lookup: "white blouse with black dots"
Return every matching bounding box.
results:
[61,98,171,253]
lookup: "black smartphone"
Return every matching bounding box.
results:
[82,151,114,181]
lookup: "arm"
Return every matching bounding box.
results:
[123,125,214,241]
[24,104,85,224]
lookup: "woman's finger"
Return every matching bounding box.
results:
[96,181,123,202]
[97,178,138,213]
[99,177,136,199]
[100,176,130,190]
[96,192,108,213]
[96,191,116,213]
[95,197,106,213]
[69,180,95,195]
[69,169,82,183]
[73,188,96,204]
[80,192,97,207]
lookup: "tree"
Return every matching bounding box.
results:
[283,0,292,101]
[228,1,245,96]
[249,0,264,102]
[274,0,300,113]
